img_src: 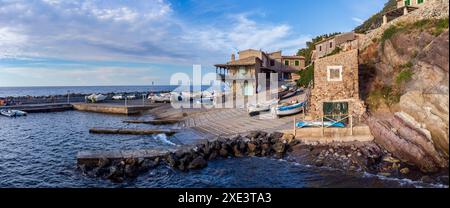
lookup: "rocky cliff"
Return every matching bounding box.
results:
[358,0,449,173]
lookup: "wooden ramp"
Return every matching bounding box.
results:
[123,119,182,125]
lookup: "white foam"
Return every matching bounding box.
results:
[154,134,176,146]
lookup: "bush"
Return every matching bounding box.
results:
[433,17,449,36]
[381,25,402,43]
[367,86,401,110]
[396,69,413,85]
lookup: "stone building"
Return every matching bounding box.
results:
[383,0,428,25]
[314,32,364,59]
[309,49,366,121]
[215,49,305,97]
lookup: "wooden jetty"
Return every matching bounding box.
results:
[123,119,182,125]
[89,127,178,136]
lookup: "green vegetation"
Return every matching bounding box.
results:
[434,17,449,36]
[325,47,342,57]
[367,86,401,109]
[355,0,397,33]
[381,18,449,45]
[296,64,314,88]
[297,32,341,65]
[396,69,414,85]
[381,25,403,43]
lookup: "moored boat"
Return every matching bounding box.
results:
[296,121,346,128]
[247,99,279,116]
[86,94,107,103]
[0,109,28,117]
[275,101,304,116]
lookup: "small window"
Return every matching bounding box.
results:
[327,66,343,81]
[319,46,322,51]
[284,60,289,66]
[295,60,300,66]
[270,60,275,66]
[417,0,424,4]
[405,0,411,6]
[329,42,333,48]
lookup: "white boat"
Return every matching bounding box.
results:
[280,88,298,100]
[86,94,107,103]
[0,109,27,117]
[112,94,123,100]
[194,96,214,105]
[148,93,171,103]
[247,99,279,116]
[126,94,136,99]
[275,101,304,116]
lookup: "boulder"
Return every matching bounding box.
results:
[188,156,207,169]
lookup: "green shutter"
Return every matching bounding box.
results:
[285,60,289,66]
[405,0,411,6]
[417,0,424,4]
[295,60,300,66]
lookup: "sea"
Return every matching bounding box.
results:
[0,86,446,188]
[0,85,216,97]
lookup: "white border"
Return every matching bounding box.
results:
[327,65,343,81]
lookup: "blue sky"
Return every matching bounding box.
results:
[0,0,386,87]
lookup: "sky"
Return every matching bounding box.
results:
[0,0,386,87]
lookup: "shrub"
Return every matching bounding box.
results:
[381,25,402,43]
[367,86,401,110]
[396,69,414,85]
[433,17,449,36]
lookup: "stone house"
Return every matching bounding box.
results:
[309,49,366,122]
[314,32,364,59]
[383,0,428,25]
[215,49,305,97]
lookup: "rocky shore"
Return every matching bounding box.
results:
[78,130,449,185]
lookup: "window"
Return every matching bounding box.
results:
[270,60,275,66]
[417,0,424,4]
[329,42,333,48]
[295,60,300,66]
[238,67,247,76]
[319,46,322,51]
[327,66,343,81]
[284,60,290,66]
[405,0,411,6]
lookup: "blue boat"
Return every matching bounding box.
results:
[275,102,304,116]
[296,121,346,128]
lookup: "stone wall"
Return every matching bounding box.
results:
[310,49,366,117]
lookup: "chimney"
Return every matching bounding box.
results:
[231,53,236,62]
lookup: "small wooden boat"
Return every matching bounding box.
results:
[247,99,279,116]
[0,109,27,117]
[280,88,298,100]
[275,102,304,116]
[296,121,346,128]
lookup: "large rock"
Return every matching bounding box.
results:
[365,113,448,172]
[188,156,207,169]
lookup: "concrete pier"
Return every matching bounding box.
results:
[0,103,73,113]
[89,128,178,136]
[77,149,174,167]
[72,103,160,115]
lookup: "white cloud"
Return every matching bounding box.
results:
[0,1,308,65]
[352,17,364,24]
[0,27,28,58]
